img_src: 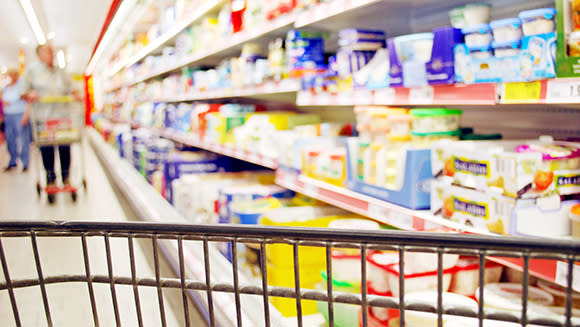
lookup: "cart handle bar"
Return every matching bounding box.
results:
[39,96,74,103]
[0,220,578,254]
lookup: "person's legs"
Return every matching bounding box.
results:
[4,114,19,168]
[19,120,31,169]
[59,145,71,183]
[40,146,56,184]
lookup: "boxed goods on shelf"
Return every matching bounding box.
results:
[345,138,432,209]
[431,179,580,236]
[556,0,580,77]
[218,184,295,224]
[455,8,557,84]
[171,171,276,224]
[431,138,580,199]
[388,27,463,87]
[286,30,326,78]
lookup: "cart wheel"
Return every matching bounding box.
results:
[47,194,55,204]
[36,183,41,197]
[71,192,77,202]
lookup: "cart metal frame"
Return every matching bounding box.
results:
[29,97,87,203]
[0,221,578,327]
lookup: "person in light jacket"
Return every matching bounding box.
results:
[2,69,30,171]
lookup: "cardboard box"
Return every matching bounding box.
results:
[556,0,580,77]
[345,139,432,209]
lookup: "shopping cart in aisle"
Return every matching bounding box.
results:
[29,96,87,203]
[0,221,578,327]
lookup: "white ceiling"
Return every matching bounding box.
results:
[0,0,113,73]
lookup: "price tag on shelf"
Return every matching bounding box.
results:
[354,90,372,105]
[389,211,413,230]
[409,86,434,104]
[337,91,353,105]
[555,261,580,292]
[546,79,580,103]
[502,81,542,103]
[282,173,295,187]
[297,91,313,106]
[249,152,260,163]
[304,182,318,197]
[373,88,395,104]
[263,82,276,94]
[368,203,389,221]
[316,93,332,105]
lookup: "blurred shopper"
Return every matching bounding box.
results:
[2,69,30,171]
[21,44,79,185]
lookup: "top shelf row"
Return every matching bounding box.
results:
[106,0,384,79]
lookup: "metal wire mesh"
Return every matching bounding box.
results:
[0,221,578,327]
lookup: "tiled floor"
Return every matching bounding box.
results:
[0,141,204,326]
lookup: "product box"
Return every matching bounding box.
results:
[163,152,233,203]
[389,27,462,87]
[556,0,580,77]
[345,139,432,209]
[455,32,556,83]
[431,180,580,236]
[431,139,580,199]
[204,112,247,144]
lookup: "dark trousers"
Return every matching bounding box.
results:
[40,145,70,184]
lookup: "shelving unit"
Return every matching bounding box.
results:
[92,0,580,316]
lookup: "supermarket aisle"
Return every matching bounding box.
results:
[0,141,203,326]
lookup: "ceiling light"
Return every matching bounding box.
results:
[18,0,46,45]
[47,32,56,40]
[57,50,66,68]
[85,0,137,75]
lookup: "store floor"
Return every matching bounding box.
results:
[0,141,204,326]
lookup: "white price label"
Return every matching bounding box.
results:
[546,80,580,103]
[249,152,260,163]
[282,173,295,187]
[316,93,332,105]
[263,82,276,94]
[409,86,435,104]
[373,88,395,104]
[337,91,353,105]
[354,90,372,105]
[368,203,389,220]
[555,261,580,292]
[304,183,318,197]
[297,91,313,106]
[389,211,413,230]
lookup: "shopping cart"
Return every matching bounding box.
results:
[0,221,578,327]
[29,97,87,203]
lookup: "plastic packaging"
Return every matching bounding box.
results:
[489,18,522,43]
[469,47,493,59]
[449,4,492,28]
[410,108,463,133]
[492,40,521,58]
[411,130,461,148]
[385,263,456,297]
[462,24,492,48]
[405,292,478,327]
[476,283,554,312]
[386,114,412,137]
[394,33,434,62]
[519,8,557,36]
[316,272,361,327]
[537,280,580,309]
[449,258,503,296]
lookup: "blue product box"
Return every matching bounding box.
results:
[286,30,326,71]
[389,27,462,87]
[164,153,233,203]
[454,32,556,84]
[345,139,432,209]
[170,104,193,132]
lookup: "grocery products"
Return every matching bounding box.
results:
[405,292,479,327]
[431,138,580,199]
[492,40,521,58]
[519,8,557,36]
[449,4,492,28]
[462,24,492,48]
[490,18,523,43]
[410,108,462,134]
[286,30,326,77]
[572,204,580,238]
[476,283,556,318]
[316,272,361,327]
[449,257,503,296]
[537,280,580,309]
[389,27,462,87]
